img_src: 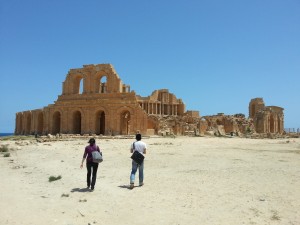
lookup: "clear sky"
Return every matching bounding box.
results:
[0,0,299,133]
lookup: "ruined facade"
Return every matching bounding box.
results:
[15,64,195,136]
[202,97,285,136]
[249,98,284,134]
[14,64,285,137]
[203,113,255,135]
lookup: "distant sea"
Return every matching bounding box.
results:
[0,133,14,137]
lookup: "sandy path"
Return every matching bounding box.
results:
[0,137,299,225]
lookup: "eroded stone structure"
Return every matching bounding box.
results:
[249,98,284,134]
[203,113,255,135]
[15,64,198,136]
[15,64,284,137]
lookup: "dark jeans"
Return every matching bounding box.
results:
[86,161,99,188]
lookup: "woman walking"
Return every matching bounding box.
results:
[80,138,101,191]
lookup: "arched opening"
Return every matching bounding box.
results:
[37,112,43,135]
[73,111,81,134]
[52,111,61,134]
[120,110,131,135]
[270,114,274,133]
[73,75,84,94]
[79,79,84,94]
[95,111,105,135]
[98,76,107,93]
[26,114,31,134]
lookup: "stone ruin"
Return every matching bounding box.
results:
[15,63,285,137]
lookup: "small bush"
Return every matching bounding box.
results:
[0,146,9,152]
[3,153,10,157]
[48,175,62,182]
[61,193,69,197]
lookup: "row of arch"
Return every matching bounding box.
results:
[15,109,132,135]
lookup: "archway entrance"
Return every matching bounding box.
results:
[95,111,105,135]
[120,111,131,135]
[73,111,81,134]
[52,112,61,134]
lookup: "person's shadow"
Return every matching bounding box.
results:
[71,187,91,193]
[118,184,141,190]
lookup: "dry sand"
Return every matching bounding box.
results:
[0,136,300,225]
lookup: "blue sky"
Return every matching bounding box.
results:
[0,0,299,133]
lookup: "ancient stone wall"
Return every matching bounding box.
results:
[249,98,284,134]
[14,63,285,137]
[203,113,255,136]
[15,64,192,136]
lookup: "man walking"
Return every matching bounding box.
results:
[130,133,147,189]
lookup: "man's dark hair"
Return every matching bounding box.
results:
[136,133,142,141]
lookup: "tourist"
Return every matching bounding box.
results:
[129,133,147,189]
[80,138,101,191]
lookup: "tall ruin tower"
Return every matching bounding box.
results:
[249,98,265,119]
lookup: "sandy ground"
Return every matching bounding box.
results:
[0,136,300,225]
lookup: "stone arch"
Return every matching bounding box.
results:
[26,112,32,134]
[72,74,84,94]
[37,112,44,135]
[52,111,61,134]
[99,76,107,93]
[95,109,106,135]
[72,110,82,134]
[94,73,108,93]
